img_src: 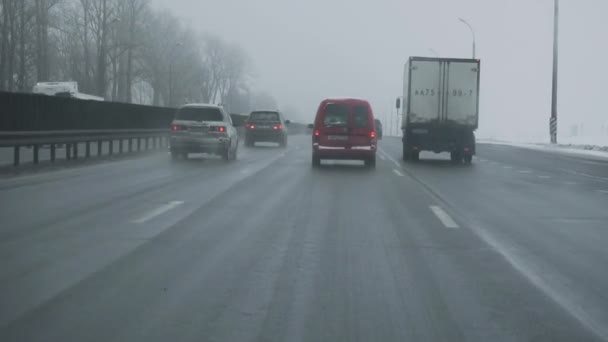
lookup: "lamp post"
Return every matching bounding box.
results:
[458,18,476,58]
[550,0,559,144]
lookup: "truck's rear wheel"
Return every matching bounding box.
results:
[402,141,409,161]
[411,151,420,162]
[463,154,473,164]
[450,152,461,163]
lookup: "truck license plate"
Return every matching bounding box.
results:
[328,135,348,141]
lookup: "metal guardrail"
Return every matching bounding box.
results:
[0,129,170,167]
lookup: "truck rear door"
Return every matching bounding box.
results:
[408,60,442,124]
[445,61,479,126]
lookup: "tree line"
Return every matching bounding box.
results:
[0,0,270,113]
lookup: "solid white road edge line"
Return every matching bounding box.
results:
[379,154,386,161]
[133,201,184,224]
[429,205,460,229]
[393,169,404,177]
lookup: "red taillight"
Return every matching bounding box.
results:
[246,123,255,129]
[314,130,320,137]
[171,124,183,131]
[273,124,284,130]
[464,147,470,152]
[218,126,226,133]
[370,131,376,139]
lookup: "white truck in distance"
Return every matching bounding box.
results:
[32,82,104,101]
[396,57,480,163]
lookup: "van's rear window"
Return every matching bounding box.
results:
[323,104,349,126]
[176,107,223,121]
[353,105,369,128]
[250,112,279,121]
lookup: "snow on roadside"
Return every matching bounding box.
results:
[479,139,608,161]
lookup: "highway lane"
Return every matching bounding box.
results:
[0,135,606,341]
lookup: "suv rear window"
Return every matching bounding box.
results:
[250,112,279,121]
[176,107,223,121]
[323,104,349,126]
[353,105,369,128]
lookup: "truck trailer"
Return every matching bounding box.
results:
[396,57,480,163]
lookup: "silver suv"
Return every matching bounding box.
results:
[169,104,239,161]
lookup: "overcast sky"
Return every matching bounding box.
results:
[151,0,608,141]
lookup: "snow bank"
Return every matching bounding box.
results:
[479,139,608,161]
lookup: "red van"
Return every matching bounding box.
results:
[311,98,377,168]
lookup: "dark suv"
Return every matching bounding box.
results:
[374,119,383,139]
[245,111,289,147]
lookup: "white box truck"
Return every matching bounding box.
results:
[396,57,480,163]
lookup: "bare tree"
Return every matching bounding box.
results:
[90,0,117,97]
[117,0,147,102]
[1,0,259,109]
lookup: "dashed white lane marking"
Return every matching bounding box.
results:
[379,154,386,161]
[240,168,251,174]
[393,169,404,177]
[517,170,532,174]
[503,166,514,169]
[537,175,551,179]
[378,148,401,168]
[597,190,608,194]
[430,206,460,229]
[564,181,578,185]
[133,201,184,224]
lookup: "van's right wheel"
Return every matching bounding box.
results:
[312,154,321,168]
[364,157,376,168]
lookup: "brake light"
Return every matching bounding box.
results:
[171,125,184,131]
[273,124,284,130]
[370,131,376,139]
[246,123,255,129]
[314,130,320,137]
[218,126,226,133]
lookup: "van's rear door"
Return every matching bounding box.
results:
[319,103,350,147]
[349,104,373,147]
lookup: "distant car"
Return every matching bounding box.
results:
[374,119,383,139]
[169,104,239,161]
[245,110,289,148]
[311,98,377,168]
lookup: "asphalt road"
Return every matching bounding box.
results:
[1,135,607,341]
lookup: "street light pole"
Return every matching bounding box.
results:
[550,0,559,144]
[458,18,476,58]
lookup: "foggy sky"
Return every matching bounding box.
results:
[152,0,608,142]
